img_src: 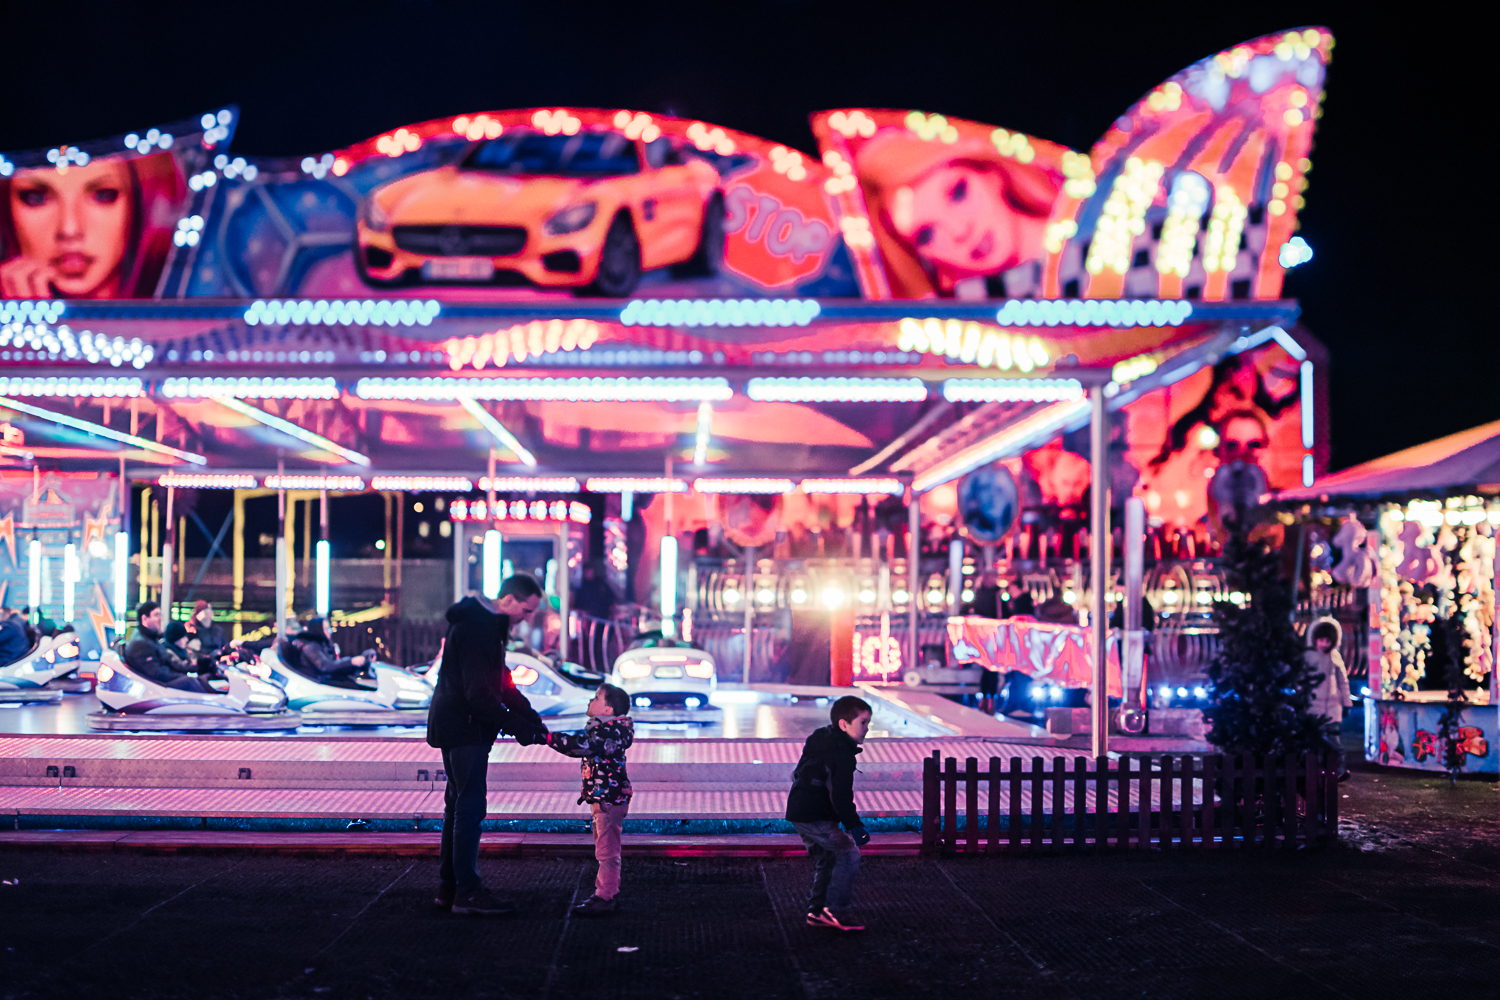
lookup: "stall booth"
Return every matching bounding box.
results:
[0,26,1334,751]
[1275,422,1500,776]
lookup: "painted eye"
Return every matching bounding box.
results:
[18,189,48,208]
[92,187,121,205]
[914,225,934,247]
[948,178,968,203]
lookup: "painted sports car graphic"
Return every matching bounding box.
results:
[355,129,725,295]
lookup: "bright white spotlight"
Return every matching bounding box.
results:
[659,535,678,636]
[483,530,502,599]
[315,540,331,615]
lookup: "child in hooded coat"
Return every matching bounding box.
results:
[1306,617,1353,779]
[546,682,634,916]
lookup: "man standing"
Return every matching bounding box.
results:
[427,574,549,916]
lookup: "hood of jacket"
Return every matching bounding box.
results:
[586,714,635,742]
[1306,615,1343,649]
[805,722,863,757]
[448,595,501,627]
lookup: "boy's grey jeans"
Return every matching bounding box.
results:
[792,820,861,911]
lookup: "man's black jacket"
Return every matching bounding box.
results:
[785,724,863,829]
[426,597,547,748]
[123,626,201,686]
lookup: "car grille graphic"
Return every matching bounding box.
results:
[393,225,528,257]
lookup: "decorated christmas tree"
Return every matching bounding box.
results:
[1203,527,1329,755]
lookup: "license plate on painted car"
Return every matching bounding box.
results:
[421,258,495,281]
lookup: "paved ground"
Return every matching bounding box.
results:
[1,734,1495,1000]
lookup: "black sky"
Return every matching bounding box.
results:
[2,2,1482,471]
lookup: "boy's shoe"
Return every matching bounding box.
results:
[451,889,516,916]
[434,883,456,910]
[809,906,864,932]
[572,894,618,917]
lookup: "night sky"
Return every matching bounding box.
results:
[2,2,1481,472]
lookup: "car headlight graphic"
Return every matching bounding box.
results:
[544,202,597,235]
[361,198,391,232]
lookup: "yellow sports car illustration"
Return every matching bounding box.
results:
[355,130,725,295]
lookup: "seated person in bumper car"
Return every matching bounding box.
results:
[186,600,228,658]
[0,606,30,666]
[124,602,215,693]
[291,616,375,684]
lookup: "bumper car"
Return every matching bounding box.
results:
[89,650,301,730]
[244,641,434,726]
[421,642,602,731]
[610,631,720,722]
[0,633,83,704]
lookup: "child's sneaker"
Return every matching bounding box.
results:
[572,894,618,917]
[809,906,864,931]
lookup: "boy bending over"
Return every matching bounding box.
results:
[786,695,873,932]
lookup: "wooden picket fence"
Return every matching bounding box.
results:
[921,752,1340,854]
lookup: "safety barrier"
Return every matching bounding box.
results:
[920,752,1339,854]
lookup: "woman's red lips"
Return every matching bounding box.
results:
[52,252,92,277]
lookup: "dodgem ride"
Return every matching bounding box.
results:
[610,631,719,720]
[356,130,725,296]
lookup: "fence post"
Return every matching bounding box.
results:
[1073,756,1087,849]
[964,757,980,854]
[1094,756,1110,849]
[1179,756,1194,849]
[1052,756,1067,851]
[921,753,939,855]
[1160,756,1174,849]
[1008,757,1023,851]
[987,757,1002,854]
[1030,756,1045,851]
[1202,755,1217,849]
[942,756,958,856]
[1116,754,1131,850]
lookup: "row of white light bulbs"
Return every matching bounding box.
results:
[619,299,821,328]
[244,299,441,327]
[994,298,1194,328]
[0,324,153,368]
[173,216,206,247]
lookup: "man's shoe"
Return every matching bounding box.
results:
[451,889,515,916]
[1337,771,1352,782]
[434,884,456,911]
[572,894,618,917]
[810,906,864,932]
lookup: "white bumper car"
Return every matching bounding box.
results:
[0,633,82,704]
[246,641,433,726]
[89,650,299,730]
[610,631,720,721]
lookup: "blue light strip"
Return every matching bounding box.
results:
[1300,361,1315,450]
[215,397,371,466]
[244,299,440,327]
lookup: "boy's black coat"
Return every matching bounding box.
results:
[426,597,547,748]
[785,724,863,829]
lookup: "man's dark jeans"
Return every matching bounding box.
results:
[439,744,491,892]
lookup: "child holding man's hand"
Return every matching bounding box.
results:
[546,683,634,916]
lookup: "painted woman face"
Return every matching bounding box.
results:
[891,164,1028,277]
[7,160,134,298]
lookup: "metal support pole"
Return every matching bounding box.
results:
[284,489,297,619]
[557,520,570,662]
[1089,386,1110,757]
[276,458,289,638]
[231,487,245,640]
[394,491,405,617]
[161,486,175,621]
[453,521,466,602]
[382,491,393,609]
[948,537,964,617]
[907,486,921,673]
[742,545,756,684]
[1124,496,1145,713]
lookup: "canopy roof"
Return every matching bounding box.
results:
[1277,419,1500,502]
[1,298,1297,492]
